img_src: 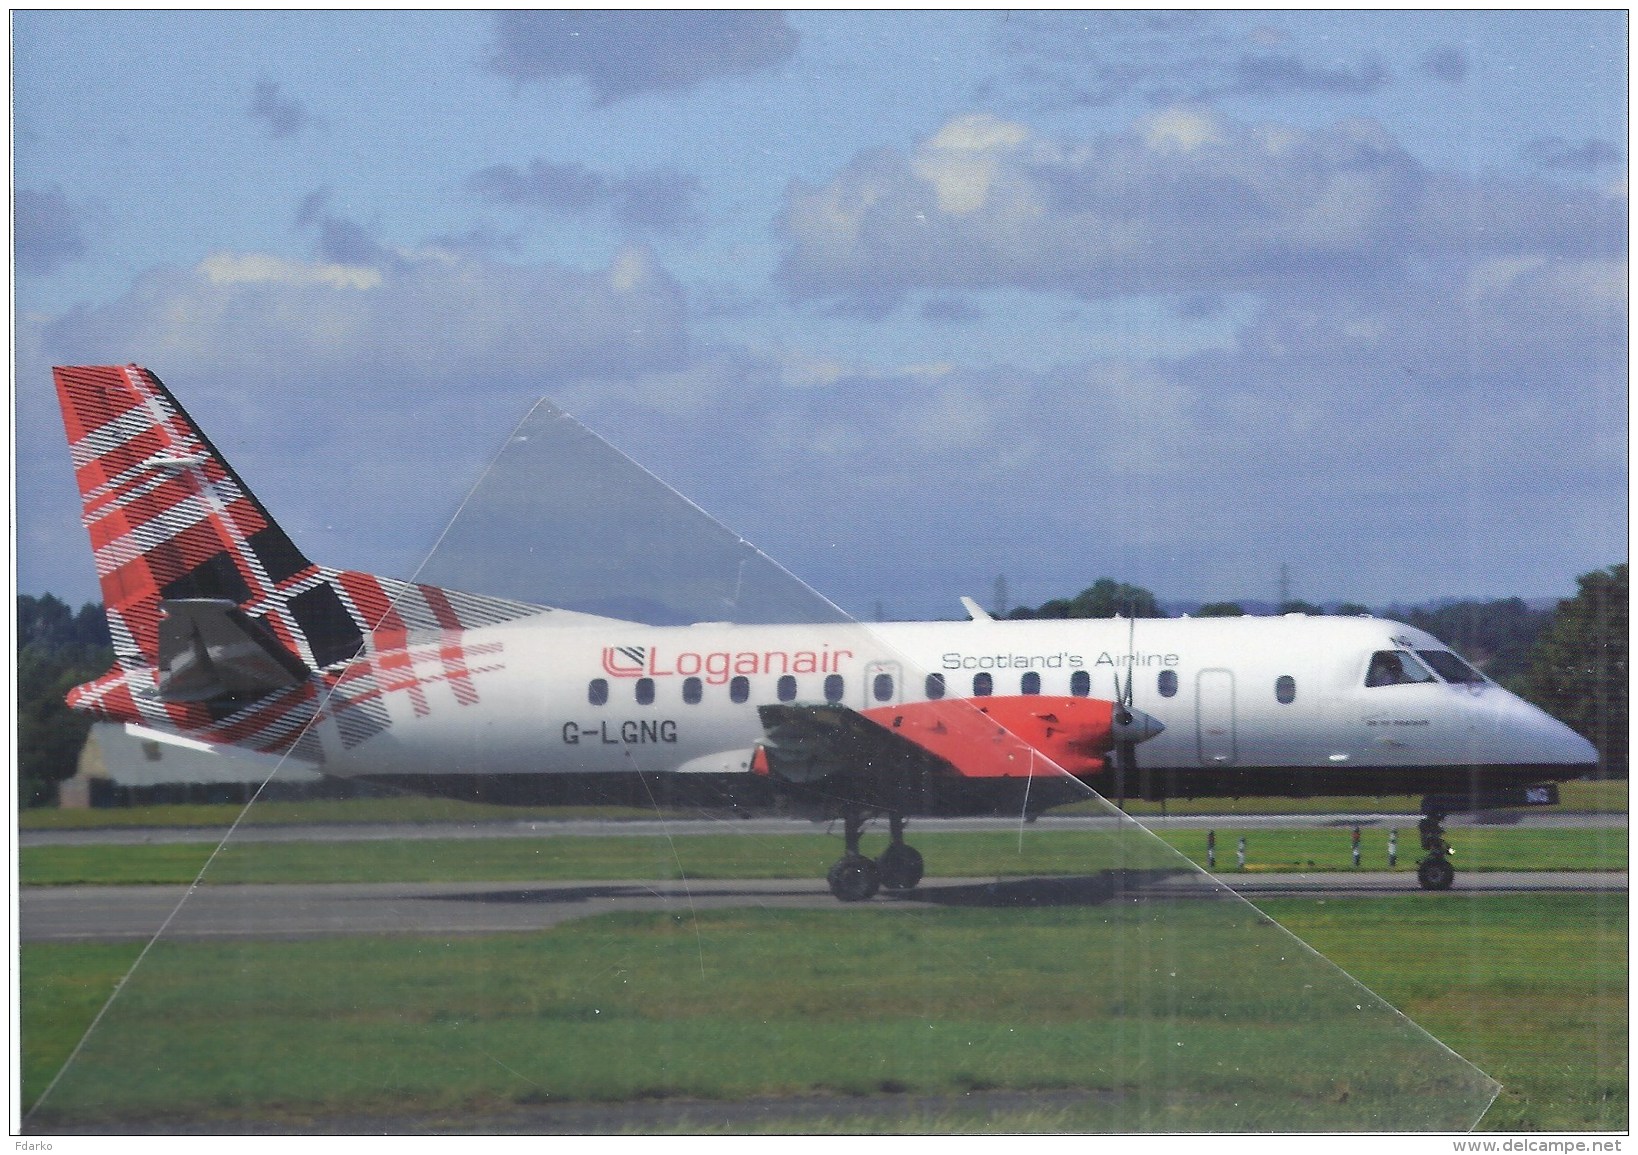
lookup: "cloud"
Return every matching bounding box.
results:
[15,185,90,275]
[1192,54,1388,100]
[775,111,1625,309]
[920,295,984,324]
[536,260,1622,614]
[20,232,1623,613]
[995,13,1390,111]
[198,252,382,291]
[295,188,413,266]
[468,159,703,231]
[34,240,686,396]
[248,79,310,138]
[17,236,689,598]
[634,245,1624,607]
[1522,136,1624,173]
[1419,45,1468,84]
[487,11,798,103]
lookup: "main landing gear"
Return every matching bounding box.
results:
[826,807,925,901]
[1416,811,1455,891]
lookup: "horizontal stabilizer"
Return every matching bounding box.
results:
[158,599,311,702]
[124,723,321,772]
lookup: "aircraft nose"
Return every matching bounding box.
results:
[1547,717,1601,768]
[1486,691,1600,769]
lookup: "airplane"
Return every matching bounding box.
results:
[50,364,1600,900]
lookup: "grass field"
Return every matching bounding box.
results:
[19,894,1622,1133]
[18,824,1627,887]
[19,797,1626,1133]
[1266,895,1628,1132]
[16,776,1628,829]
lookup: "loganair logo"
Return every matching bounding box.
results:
[600,643,855,684]
[602,647,648,677]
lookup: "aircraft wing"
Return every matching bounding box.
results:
[756,702,958,786]
[755,698,1089,815]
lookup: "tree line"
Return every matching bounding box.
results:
[14,565,1627,805]
[17,593,114,807]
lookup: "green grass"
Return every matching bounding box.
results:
[20,896,1622,1132]
[1082,776,1628,818]
[19,825,1627,887]
[18,776,1626,830]
[1168,824,1627,874]
[17,797,686,829]
[1265,895,1628,1132]
[18,905,1492,1131]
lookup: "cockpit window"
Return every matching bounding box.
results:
[1417,649,1488,685]
[1364,650,1437,687]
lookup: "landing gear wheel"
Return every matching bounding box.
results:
[827,855,880,902]
[1417,856,1455,891]
[876,843,925,891]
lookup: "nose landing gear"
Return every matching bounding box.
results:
[1416,811,1455,890]
[1410,784,1562,892]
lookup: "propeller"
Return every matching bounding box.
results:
[1109,609,1165,811]
[1112,613,1134,811]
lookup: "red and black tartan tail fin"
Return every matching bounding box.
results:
[53,365,546,687]
[54,364,330,674]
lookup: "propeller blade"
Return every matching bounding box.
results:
[1124,615,1136,706]
[1114,736,1127,813]
[1113,609,1136,810]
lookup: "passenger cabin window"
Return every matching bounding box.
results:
[683,676,702,705]
[873,673,895,702]
[778,674,797,702]
[730,675,750,704]
[1021,671,1041,695]
[824,673,845,703]
[1418,650,1487,685]
[1157,669,1178,698]
[1364,650,1436,688]
[1070,669,1090,697]
[925,672,946,700]
[635,677,655,705]
[973,672,993,697]
[1275,675,1296,704]
[588,678,609,706]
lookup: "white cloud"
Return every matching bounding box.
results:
[777,111,1624,309]
[1139,107,1222,152]
[38,244,685,387]
[18,146,1623,616]
[911,114,1033,216]
[199,252,383,291]
[21,246,1624,615]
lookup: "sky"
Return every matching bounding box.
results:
[13,11,1628,621]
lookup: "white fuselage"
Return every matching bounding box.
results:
[308,613,1595,802]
